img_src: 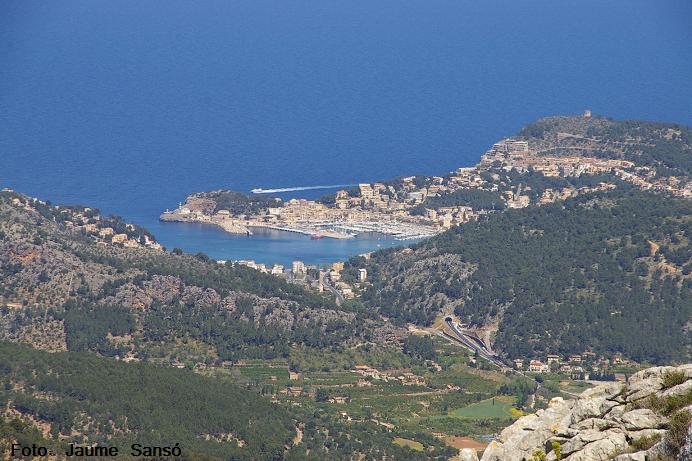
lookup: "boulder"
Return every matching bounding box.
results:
[572,418,618,431]
[569,396,620,425]
[613,453,647,461]
[563,429,628,461]
[459,448,480,461]
[619,408,667,430]
[661,378,692,399]
[626,428,666,440]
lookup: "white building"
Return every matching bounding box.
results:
[292,260,305,274]
[528,360,550,373]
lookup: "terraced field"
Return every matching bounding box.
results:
[451,396,522,419]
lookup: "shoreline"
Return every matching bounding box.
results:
[157,219,404,268]
[159,211,440,241]
[247,223,354,239]
[160,113,692,264]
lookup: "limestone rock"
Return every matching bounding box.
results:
[572,418,618,431]
[480,364,692,461]
[661,378,692,399]
[459,448,480,461]
[678,422,692,461]
[619,409,667,431]
[562,429,628,460]
[613,452,647,461]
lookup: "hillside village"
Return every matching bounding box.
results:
[162,113,692,378]
[1,190,163,251]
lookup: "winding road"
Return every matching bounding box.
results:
[320,272,344,305]
[442,317,506,368]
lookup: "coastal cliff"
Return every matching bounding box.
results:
[160,191,256,235]
[476,366,692,461]
[160,207,252,235]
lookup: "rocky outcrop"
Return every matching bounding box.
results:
[459,448,480,461]
[481,365,692,461]
[678,423,692,461]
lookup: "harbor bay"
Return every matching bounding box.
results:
[155,222,407,267]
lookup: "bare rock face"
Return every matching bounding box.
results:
[619,409,666,431]
[481,365,692,461]
[678,423,692,461]
[181,285,221,308]
[459,448,480,461]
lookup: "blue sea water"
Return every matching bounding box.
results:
[1,0,691,266]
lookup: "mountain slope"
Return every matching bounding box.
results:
[0,341,294,460]
[0,190,375,363]
[518,115,692,177]
[350,190,692,363]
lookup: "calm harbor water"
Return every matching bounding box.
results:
[1,0,691,265]
[161,224,405,267]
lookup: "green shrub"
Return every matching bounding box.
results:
[529,449,546,461]
[664,410,692,454]
[631,433,662,451]
[645,388,692,416]
[662,371,688,390]
[551,441,562,460]
[662,389,692,415]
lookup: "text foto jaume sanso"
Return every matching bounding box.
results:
[11,442,183,458]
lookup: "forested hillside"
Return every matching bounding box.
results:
[0,190,377,364]
[349,190,692,363]
[0,342,294,460]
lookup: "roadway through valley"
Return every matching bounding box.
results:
[440,317,507,368]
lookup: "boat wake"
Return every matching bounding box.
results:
[251,184,357,194]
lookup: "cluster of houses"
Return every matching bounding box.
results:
[5,192,161,250]
[235,258,316,278]
[480,138,632,178]
[480,132,692,199]
[260,190,442,239]
[515,352,629,378]
[326,261,368,299]
[346,174,487,229]
[352,365,426,386]
[234,258,367,300]
[79,223,144,248]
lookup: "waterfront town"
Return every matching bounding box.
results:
[158,112,692,308]
[161,112,692,250]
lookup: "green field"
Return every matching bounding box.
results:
[205,348,531,443]
[393,437,425,451]
[451,396,519,418]
[559,380,592,395]
[238,366,289,380]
